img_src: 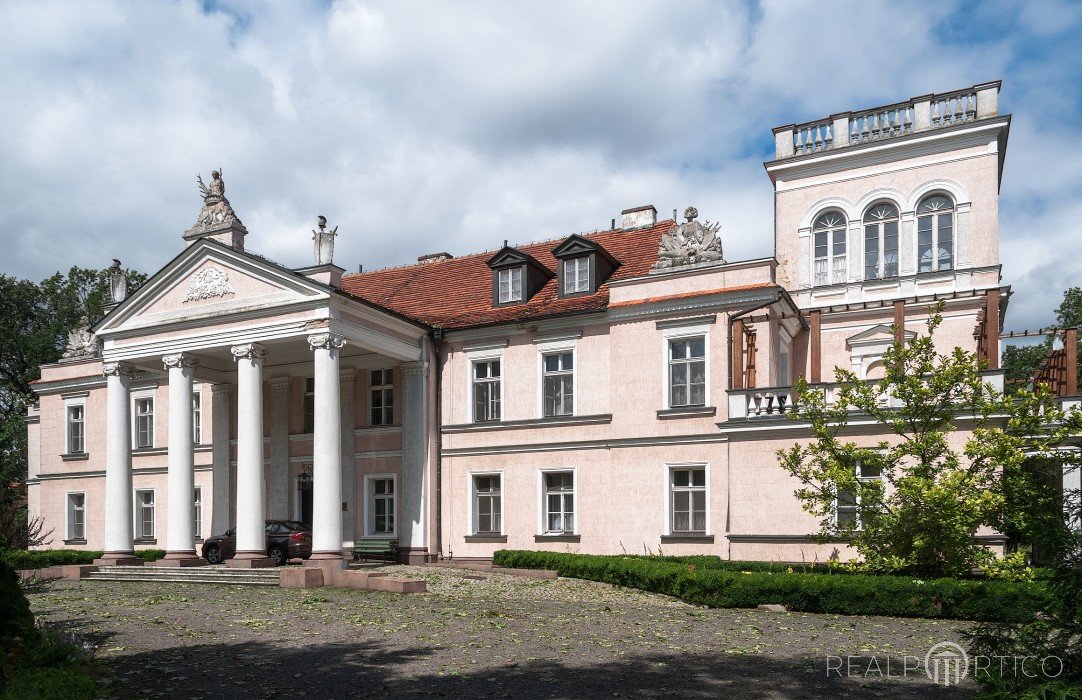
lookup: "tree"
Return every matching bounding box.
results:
[1001,286,1082,395]
[778,304,1082,577]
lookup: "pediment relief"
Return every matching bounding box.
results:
[846,323,916,350]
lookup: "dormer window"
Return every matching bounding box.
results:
[563,258,590,295]
[551,234,618,298]
[498,267,523,303]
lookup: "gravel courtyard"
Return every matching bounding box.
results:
[25,565,977,699]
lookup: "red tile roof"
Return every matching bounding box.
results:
[341,220,679,330]
[607,282,777,309]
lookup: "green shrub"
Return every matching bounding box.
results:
[1,549,166,570]
[1,666,103,700]
[493,550,1049,622]
[0,560,34,643]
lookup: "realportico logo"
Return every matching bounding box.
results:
[826,640,1065,687]
[925,642,968,686]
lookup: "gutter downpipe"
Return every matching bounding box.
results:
[430,327,445,560]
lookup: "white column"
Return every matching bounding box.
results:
[268,376,291,520]
[232,343,270,561]
[100,362,138,563]
[210,383,233,536]
[340,369,357,544]
[163,352,198,561]
[309,332,345,558]
[400,361,429,561]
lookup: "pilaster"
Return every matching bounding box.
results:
[210,383,233,537]
[400,361,430,562]
[339,369,357,544]
[268,376,291,520]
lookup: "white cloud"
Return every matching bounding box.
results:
[0,0,1079,331]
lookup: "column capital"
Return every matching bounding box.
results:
[308,332,346,352]
[339,369,357,384]
[400,361,429,378]
[268,376,292,391]
[163,352,198,370]
[230,343,268,362]
[210,383,234,398]
[102,361,137,379]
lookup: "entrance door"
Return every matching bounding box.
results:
[298,476,314,527]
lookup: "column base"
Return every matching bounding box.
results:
[397,547,434,565]
[149,552,207,567]
[226,552,276,568]
[302,557,347,586]
[93,553,144,567]
[308,551,347,561]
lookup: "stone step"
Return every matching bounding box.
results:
[83,564,283,586]
[85,574,279,586]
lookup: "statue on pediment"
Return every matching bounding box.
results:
[653,206,725,270]
[61,316,100,361]
[189,169,243,234]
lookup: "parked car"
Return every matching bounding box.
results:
[201,520,312,565]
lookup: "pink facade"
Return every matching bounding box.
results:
[28,81,1014,564]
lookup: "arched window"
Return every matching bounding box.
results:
[862,203,899,280]
[917,194,954,272]
[812,211,847,286]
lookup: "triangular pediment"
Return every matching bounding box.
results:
[846,323,916,348]
[486,246,533,269]
[551,235,598,258]
[95,239,331,336]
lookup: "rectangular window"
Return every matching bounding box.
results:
[668,337,706,407]
[473,475,502,534]
[134,397,154,449]
[815,229,847,285]
[836,461,883,530]
[192,391,202,444]
[670,467,706,534]
[544,472,574,533]
[371,478,396,534]
[67,493,85,541]
[497,267,523,304]
[67,404,85,454]
[917,214,953,273]
[370,369,394,426]
[193,487,202,540]
[135,490,155,540]
[303,378,315,433]
[542,352,574,417]
[563,258,590,294]
[472,359,501,422]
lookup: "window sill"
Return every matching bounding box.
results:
[61,452,89,461]
[915,270,955,285]
[534,534,580,543]
[134,538,157,545]
[63,538,87,546]
[464,534,507,543]
[863,277,901,290]
[132,447,165,456]
[657,406,716,419]
[443,414,613,433]
[660,534,714,544]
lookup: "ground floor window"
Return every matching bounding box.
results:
[835,460,883,530]
[670,466,706,534]
[473,474,502,534]
[135,489,155,540]
[368,476,396,535]
[193,487,202,540]
[543,471,575,533]
[67,492,85,541]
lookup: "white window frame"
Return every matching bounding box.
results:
[834,459,885,531]
[66,491,86,541]
[369,368,394,427]
[665,463,710,536]
[364,473,398,538]
[466,348,504,423]
[302,377,315,433]
[192,390,202,444]
[193,486,202,540]
[811,211,848,286]
[132,391,155,449]
[65,398,86,454]
[134,488,156,540]
[661,325,711,409]
[563,257,590,295]
[778,333,792,387]
[497,267,523,304]
[862,202,901,281]
[468,471,504,536]
[916,194,955,274]
[537,468,577,535]
[537,338,577,418]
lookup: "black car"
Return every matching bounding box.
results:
[201,520,313,565]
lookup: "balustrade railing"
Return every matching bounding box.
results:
[774,82,999,160]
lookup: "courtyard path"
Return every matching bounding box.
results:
[26,565,975,699]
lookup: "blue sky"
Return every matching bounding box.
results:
[1,0,1080,334]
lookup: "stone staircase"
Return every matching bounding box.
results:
[83,565,281,587]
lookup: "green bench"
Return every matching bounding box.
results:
[351,539,398,563]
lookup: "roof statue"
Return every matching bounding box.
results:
[652,206,725,270]
[187,169,244,236]
[60,315,100,362]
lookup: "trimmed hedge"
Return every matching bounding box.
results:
[1,549,166,570]
[493,550,1049,622]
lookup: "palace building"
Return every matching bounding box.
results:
[27,81,1023,566]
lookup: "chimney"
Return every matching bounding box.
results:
[620,205,657,230]
[417,252,454,264]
